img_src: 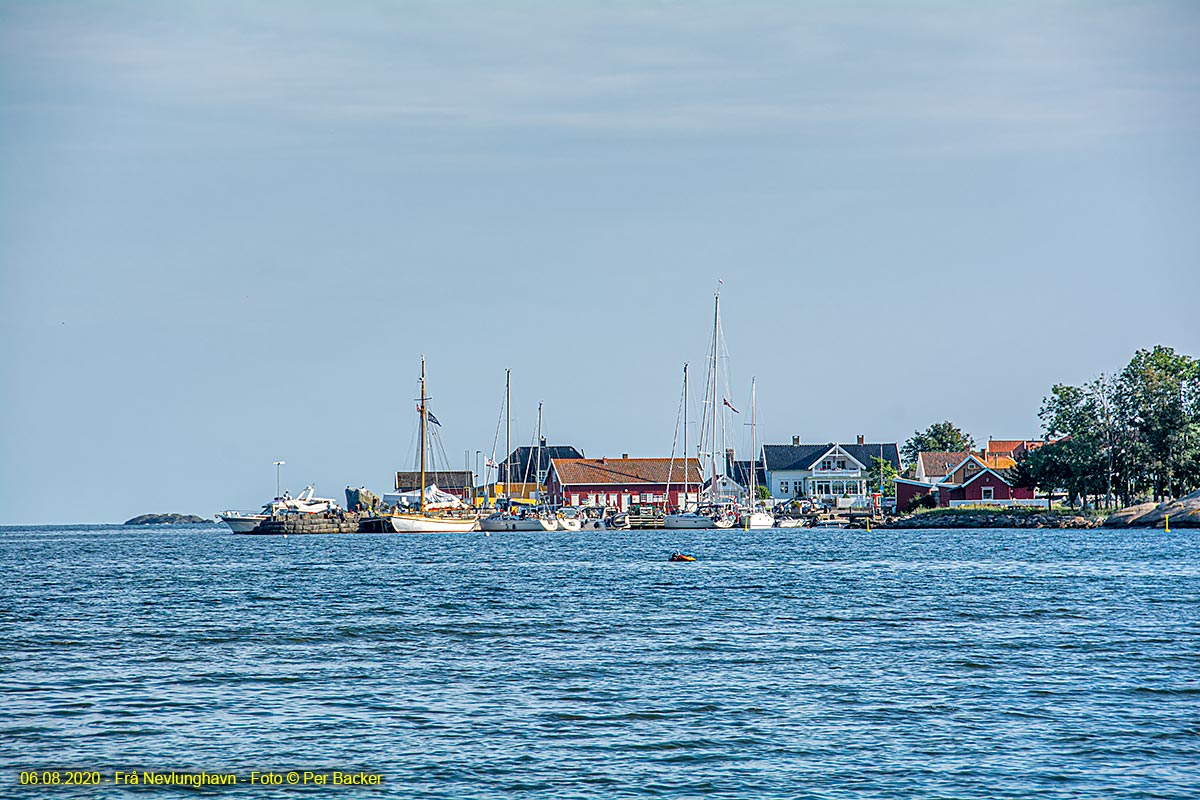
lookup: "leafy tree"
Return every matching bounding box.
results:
[755,484,770,501]
[1115,346,1200,500]
[901,421,975,464]
[866,456,897,496]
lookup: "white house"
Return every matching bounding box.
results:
[761,438,900,508]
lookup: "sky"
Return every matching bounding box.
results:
[2,1,1198,524]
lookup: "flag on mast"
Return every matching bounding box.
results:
[722,397,740,414]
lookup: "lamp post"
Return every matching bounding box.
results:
[273,460,285,499]
[475,450,482,504]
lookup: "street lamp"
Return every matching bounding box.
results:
[273,460,286,499]
[475,451,482,504]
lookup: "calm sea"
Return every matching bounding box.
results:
[2,524,1197,798]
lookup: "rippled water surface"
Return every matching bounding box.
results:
[2,525,1198,798]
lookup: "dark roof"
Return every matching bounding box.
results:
[395,470,472,491]
[499,444,584,485]
[724,455,766,489]
[762,443,900,472]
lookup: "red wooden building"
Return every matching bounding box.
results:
[546,456,703,510]
[895,454,1035,510]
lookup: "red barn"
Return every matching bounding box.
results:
[546,456,703,510]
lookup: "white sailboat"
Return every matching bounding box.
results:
[479,371,556,532]
[736,377,775,529]
[664,361,710,528]
[383,358,479,533]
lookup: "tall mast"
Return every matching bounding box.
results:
[536,400,543,499]
[682,362,689,510]
[419,357,427,514]
[505,368,511,502]
[750,377,757,506]
[711,290,720,495]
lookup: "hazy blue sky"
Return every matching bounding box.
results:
[2,1,1198,523]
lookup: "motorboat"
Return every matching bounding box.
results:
[218,485,339,533]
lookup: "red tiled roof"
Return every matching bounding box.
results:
[986,439,1040,457]
[918,451,969,477]
[550,457,703,486]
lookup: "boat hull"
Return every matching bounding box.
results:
[738,511,775,529]
[387,513,479,533]
[219,514,268,533]
[479,515,555,532]
[663,513,714,529]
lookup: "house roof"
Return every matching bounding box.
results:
[550,457,703,487]
[725,455,766,489]
[986,439,1042,457]
[763,443,900,472]
[396,470,472,491]
[498,444,584,485]
[961,467,1014,488]
[917,451,969,478]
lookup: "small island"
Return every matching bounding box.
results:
[123,513,211,526]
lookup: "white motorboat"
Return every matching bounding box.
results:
[555,509,583,532]
[217,512,268,533]
[218,485,339,533]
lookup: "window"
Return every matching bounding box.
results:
[981,487,994,501]
[780,481,789,495]
[837,460,847,470]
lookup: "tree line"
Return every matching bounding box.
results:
[899,346,1200,508]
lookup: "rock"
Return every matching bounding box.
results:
[1102,490,1200,527]
[123,513,210,525]
[1102,502,1157,527]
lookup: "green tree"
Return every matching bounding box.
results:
[755,484,770,501]
[1115,345,1200,500]
[901,421,975,464]
[866,456,897,496]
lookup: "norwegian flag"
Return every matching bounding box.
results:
[722,397,740,414]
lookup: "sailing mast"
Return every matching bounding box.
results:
[504,368,511,505]
[682,362,689,511]
[750,377,757,507]
[710,290,720,498]
[419,357,427,515]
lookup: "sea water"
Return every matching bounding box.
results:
[1,524,1197,798]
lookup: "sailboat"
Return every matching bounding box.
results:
[479,371,556,532]
[663,290,736,529]
[664,362,710,529]
[736,377,775,529]
[382,358,479,533]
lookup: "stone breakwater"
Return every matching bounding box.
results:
[882,510,1097,529]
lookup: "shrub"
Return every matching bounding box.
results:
[906,492,938,512]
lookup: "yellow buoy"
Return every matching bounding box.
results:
[1165,514,1170,533]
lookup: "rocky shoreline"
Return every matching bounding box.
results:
[124,513,211,525]
[881,509,1097,529]
[879,489,1200,529]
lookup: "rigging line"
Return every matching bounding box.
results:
[666,364,686,504]
[488,373,506,483]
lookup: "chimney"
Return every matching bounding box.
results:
[601,457,607,465]
[621,453,629,459]
[857,435,865,445]
[792,435,800,446]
